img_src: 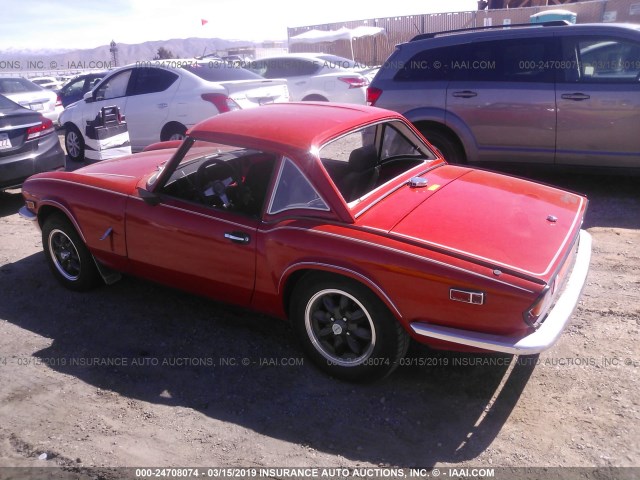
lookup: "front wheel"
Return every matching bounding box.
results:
[290,274,409,382]
[64,125,85,162]
[42,214,101,291]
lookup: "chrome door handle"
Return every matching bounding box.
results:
[157,103,168,108]
[224,232,250,244]
[452,90,478,98]
[561,93,590,101]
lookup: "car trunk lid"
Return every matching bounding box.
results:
[220,79,290,109]
[358,166,587,283]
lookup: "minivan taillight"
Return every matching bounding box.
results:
[367,87,382,106]
[201,94,241,113]
[26,118,54,140]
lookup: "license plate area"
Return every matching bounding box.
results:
[0,133,12,150]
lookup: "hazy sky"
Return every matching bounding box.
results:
[2,0,478,50]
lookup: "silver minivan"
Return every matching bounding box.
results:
[368,22,640,168]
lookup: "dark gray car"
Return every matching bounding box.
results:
[368,22,640,168]
[0,94,65,190]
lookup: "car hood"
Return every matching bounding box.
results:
[70,149,175,195]
[357,165,587,283]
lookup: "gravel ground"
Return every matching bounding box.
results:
[0,161,638,479]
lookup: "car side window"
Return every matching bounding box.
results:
[268,158,329,214]
[131,68,178,95]
[449,37,557,83]
[95,70,132,100]
[394,45,455,81]
[564,37,640,83]
[63,78,84,96]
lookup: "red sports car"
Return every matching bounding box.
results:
[20,103,592,381]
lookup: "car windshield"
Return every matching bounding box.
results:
[0,77,43,94]
[183,62,264,81]
[160,141,278,218]
[319,120,435,204]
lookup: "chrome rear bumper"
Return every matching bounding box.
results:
[410,229,592,355]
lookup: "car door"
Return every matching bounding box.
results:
[122,67,180,149]
[556,35,640,167]
[83,69,132,137]
[445,36,558,164]
[125,187,259,306]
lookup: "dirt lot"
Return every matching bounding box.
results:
[0,163,638,478]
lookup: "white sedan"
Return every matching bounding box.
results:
[59,60,290,161]
[246,53,369,104]
[0,77,63,124]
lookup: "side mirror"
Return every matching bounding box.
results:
[83,91,94,103]
[137,187,161,206]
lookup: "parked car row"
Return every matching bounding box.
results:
[59,54,370,161]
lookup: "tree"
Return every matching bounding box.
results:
[154,47,176,60]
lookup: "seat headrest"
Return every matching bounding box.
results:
[348,145,378,172]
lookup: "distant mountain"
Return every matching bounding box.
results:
[0,37,262,73]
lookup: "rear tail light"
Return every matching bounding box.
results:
[338,76,368,89]
[201,93,241,113]
[55,95,62,107]
[367,87,383,106]
[26,118,54,140]
[523,282,555,328]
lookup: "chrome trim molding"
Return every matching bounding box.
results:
[410,230,592,355]
[265,225,535,294]
[279,261,403,318]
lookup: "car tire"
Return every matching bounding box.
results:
[302,95,329,102]
[64,125,85,162]
[42,213,101,291]
[161,123,187,142]
[419,127,466,164]
[290,273,409,382]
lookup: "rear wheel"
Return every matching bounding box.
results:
[302,94,328,102]
[290,273,409,382]
[161,123,187,141]
[42,214,101,291]
[64,125,85,162]
[419,127,465,164]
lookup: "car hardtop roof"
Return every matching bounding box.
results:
[409,21,640,43]
[256,52,348,60]
[189,102,404,152]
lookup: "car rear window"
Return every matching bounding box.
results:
[0,94,19,109]
[183,63,265,82]
[0,78,43,94]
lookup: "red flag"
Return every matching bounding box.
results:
[201,19,208,26]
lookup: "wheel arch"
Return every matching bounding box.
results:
[280,263,403,321]
[301,94,329,102]
[37,202,87,243]
[160,121,187,141]
[402,107,477,162]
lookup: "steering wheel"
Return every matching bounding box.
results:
[195,159,241,208]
